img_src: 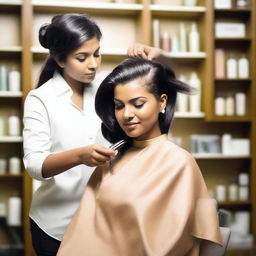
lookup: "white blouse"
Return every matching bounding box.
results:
[23,72,106,240]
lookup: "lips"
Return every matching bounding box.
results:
[123,122,139,129]
[85,73,95,77]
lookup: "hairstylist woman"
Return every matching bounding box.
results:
[23,13,162,256]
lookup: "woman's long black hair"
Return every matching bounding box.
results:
[95,57,194,154]
[37,13,102,88]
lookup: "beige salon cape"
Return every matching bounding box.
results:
[57,134,222,256]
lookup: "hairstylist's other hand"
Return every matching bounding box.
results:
[127,43,162,60]
[79,144,117,167]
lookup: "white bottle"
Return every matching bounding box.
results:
[183,0,197,6]
[0,65,8,91]
[235,92,246,116]
[226,55,238,79]
[221,133,232,155]
[228,180,238,201]
[9,157,21,175]
[7,194,22,226]
[177,75,188,113]
[152,19,160,48]
[8,68,21,92]
[215,94,225,116]
[171,36,179,52]
[189,22,200,52]
[179,22,187,52]
[8,114,20,136]
[238,55,249,79]
[160,32,170,52]
[225,93,235,116]
[188,72,201,113]
[238,173,249,201]
[216,182,226,202]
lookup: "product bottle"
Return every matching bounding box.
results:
[171,36,179,52]
[183,0,197,6]
[226,54,237,79]
[236,0,249,8]
[7,193,22,226]
[225,93,235,116]
[160,32,170,52]
[216,180,226,202]
[238,55,249,79]
[152,19,160,48]
[8,67,21,92]
[8,113,20,136]
[176,75,188,113]
[235,92,246,116]
[215,94,225,116]
[228,179,238,201]
[0,65,8,91]
[221,133,232,155]
[238,173,249,201]
[189,22,200,52]
[215,49,225,79]
[188,72,201,113]
[179,22,187,52]
[9,157,21,175]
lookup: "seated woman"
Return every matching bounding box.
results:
[57,58,222,256]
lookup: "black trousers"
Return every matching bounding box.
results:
[30,218,61,256]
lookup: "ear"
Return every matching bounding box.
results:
[56,60,65,69]
[159,94,168,112]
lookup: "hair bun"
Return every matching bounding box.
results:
[39,24,50,49]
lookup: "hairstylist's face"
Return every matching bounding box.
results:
[114,78,167,141]
[60,37,101,85]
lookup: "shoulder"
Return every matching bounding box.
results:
[27,78,54,99]
[162,139,196,164]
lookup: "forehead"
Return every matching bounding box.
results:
[114,78,153,99]
[71,37,100,55]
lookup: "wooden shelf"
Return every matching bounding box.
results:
[193,153,251,159]
[210,116,251,122]
[218,200,251,207]
[0,136,22,143]
[150,5,206,17]
[175,112,205,118]
[32,1,143,15]
[0,92,22,98]
[0,174,23,178]
[0,0,22,12]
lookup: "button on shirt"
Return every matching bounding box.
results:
[23,72,105,241]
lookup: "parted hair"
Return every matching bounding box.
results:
[37,13,102,88]
[95,57,194,152]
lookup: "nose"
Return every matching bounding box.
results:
[88,56,98,70]
[123,106,134,120]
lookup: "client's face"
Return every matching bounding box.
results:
[114,78,163,141]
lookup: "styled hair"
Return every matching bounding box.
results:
[95,57,194,152]
[37,13,102,88]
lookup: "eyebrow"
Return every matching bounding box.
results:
[114,96,147,103]
[74,47,100,56]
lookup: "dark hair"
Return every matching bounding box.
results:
[95,57,194,152]
[37,13,102,88]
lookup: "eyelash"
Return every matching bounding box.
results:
[114,103,145,110]
[76,51,100,62]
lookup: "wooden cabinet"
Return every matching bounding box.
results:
[0,0,255,255]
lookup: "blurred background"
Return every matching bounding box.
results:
[0,0,255,255]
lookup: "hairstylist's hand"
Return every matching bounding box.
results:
[79,144,117,167]
[127,43,162,60]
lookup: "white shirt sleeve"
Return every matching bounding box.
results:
[23,92,52,181]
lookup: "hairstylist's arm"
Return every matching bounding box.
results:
[41,145,116,178]
[127,43,172,66]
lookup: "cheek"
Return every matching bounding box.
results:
[114,111,122,125]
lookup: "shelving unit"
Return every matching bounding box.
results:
[0,0,255,255]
